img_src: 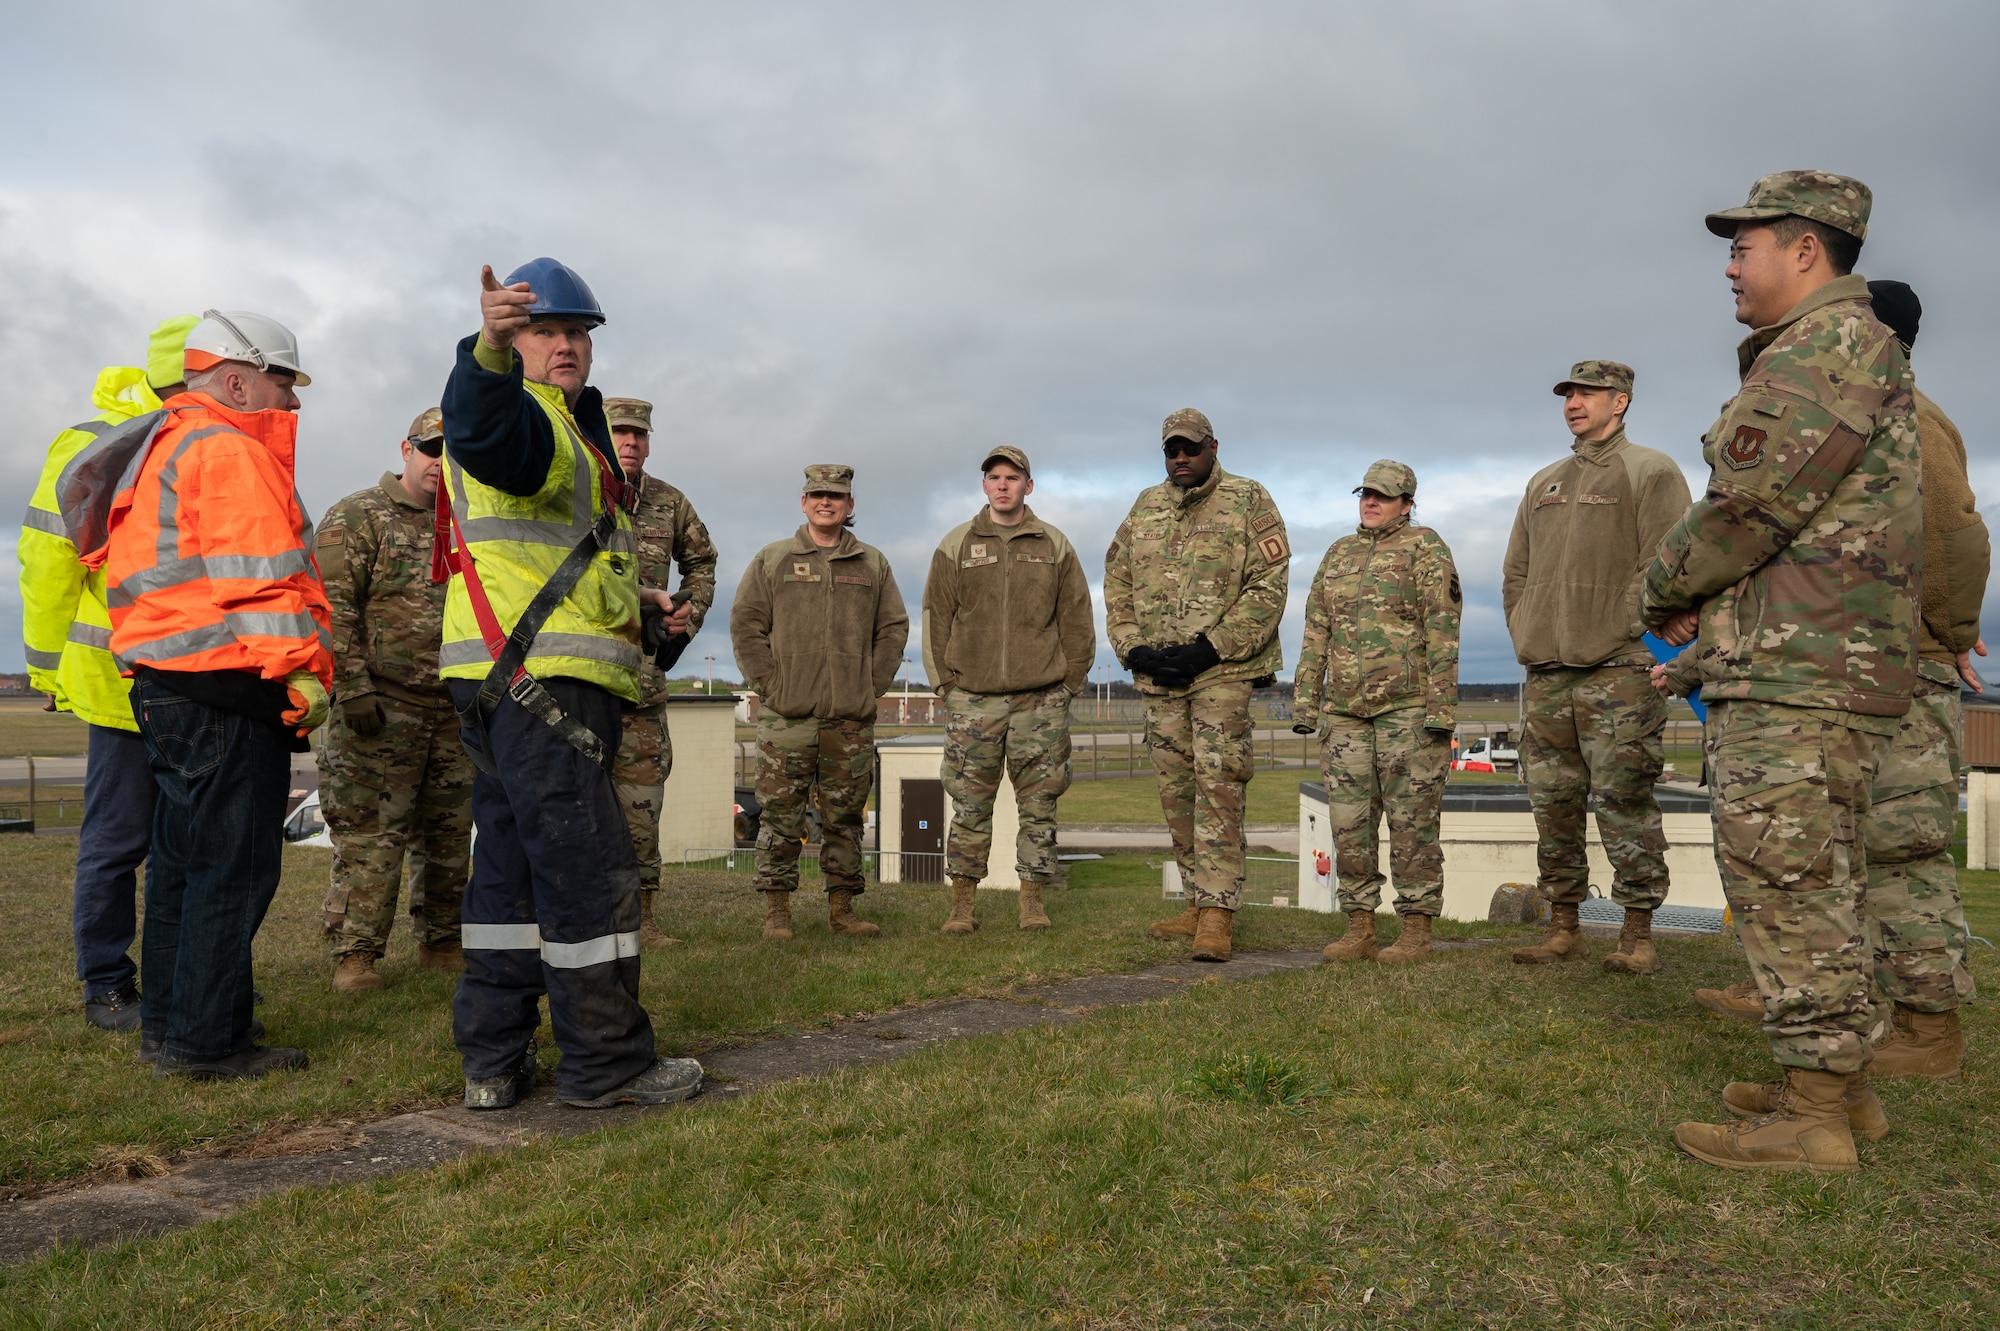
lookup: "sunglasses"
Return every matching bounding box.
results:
[1162,437,1209,460]
[410,437,443,457]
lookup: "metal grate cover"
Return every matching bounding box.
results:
[1578,897,1725,933]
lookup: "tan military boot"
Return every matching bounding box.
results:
[1377,913,1434,965]
[941,877,979,935]
[638,888,676,947]
[1869,1006,1964,1081]
[1322,910,1378,962]
[1018,880,1052,931]
[415,939,464,973]
[1673,1068,1860,1173]
[1149,905,1200,940]
[1511,901,1585,965]
[1694,978,1763,1022]
[1722,1069,1889,1141]
[1602,907,1662,976]
[761,889,795,941]
[1190,907,1233,963]
[828,888,881,937]
[333,953,385,993]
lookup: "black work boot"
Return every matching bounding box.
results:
[563,1056,705,1109]
[84,982,143,1033]
[153,1044,309,1081]
[138,1020,265,1065]
[464,1051,540,1110]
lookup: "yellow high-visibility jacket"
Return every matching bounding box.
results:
[18,366,162,730]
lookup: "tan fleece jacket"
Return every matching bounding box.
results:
[1914,390,1989,684]
[729,526,909,721]
[1503,428,1691,669]
[922,505,1095,696]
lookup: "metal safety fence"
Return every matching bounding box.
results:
[1162,855,1301,908]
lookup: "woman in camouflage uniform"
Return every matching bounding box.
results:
[1293,460,1461,964]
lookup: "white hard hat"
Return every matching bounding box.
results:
[184,309,310,386]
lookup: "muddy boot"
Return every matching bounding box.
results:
[1511,901,1585,965]
[1722,1069,1889,1141]
[1190,907,1233,963]
[333,953,385,993]
[761,889,795,941]
[1149,905,1200,940]
[1602,907,1662,976]
[1694,978,1763,1022]
[941,876,980,935]
[828,888,880,937]
[1673,1068,1860,1173]
[416,939,464,973]
[1869,1006,1964,1081]
[1018,880,1052,931]
[1377,913,1434,965]
[638,888,675,947]
[1322,910,1378,962]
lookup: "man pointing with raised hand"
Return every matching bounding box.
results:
[437,259,701,1112]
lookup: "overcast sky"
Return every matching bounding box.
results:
[5,1,1994,688]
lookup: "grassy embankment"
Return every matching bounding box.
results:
[7,867,1995,1325]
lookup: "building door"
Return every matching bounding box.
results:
[901,778,945,882]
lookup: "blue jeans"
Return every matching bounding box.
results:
[75,722,156,998]
[448,677,654,1101]
[133,676,291,1060]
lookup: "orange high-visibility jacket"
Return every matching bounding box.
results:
[93,393,334,685]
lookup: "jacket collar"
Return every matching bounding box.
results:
[164,391,299,468]
[524,378,624,481]
[1353,513,1412,540]
[380,471,432,511]
[1570,425,1628,467]
[1171,465,1226,509]
[1737,272,1872,377]
[972,504,1043,538]
[790,524,863,559]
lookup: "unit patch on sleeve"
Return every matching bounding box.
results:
[1723,425,1766,470]
[1252,510,1281,534]
[1257,532,1289,564]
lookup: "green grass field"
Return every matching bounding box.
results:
[0,841,1355,1188]
[0,705,87,759]
[6,871,1994,1326]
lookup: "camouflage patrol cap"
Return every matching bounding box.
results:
[1353,459,1417,499]
[981,445,1031,476]
[1162,407,1215,443]
[1705,170,1872,241]
[602,397,654,432]
[803,463,854,496]
[1552,360,1635,397]
[406,407,444,443]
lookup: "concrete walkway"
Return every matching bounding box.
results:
[0,941,1506,1265]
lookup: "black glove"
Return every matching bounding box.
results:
[1156,634,1221,681]
[1125,646,1168,680]
[641,591,695,672]
[342,693,385,738]
[1291,723,1316,736]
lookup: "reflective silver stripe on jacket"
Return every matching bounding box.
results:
[67,622,112,650]
[24,647,61,669]
[439,631,642,672]
[108,548,313,606]
[20,506,67,537]
[114,611,331,669]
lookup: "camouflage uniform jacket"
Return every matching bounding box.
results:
[1502,428,1692,669]
[1912,391,1989,686]
[315,472,449,707]
[1294,515,1460,728]
[922,505,1095,697]
[730,525,909,721]
[631,473,719,706]
[1103,466,1289,694]
[1641,274,1919,718]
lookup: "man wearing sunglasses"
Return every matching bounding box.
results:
[314,408,472,993]
[1105,409,1290,963]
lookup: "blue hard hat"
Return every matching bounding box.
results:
[501,257,605,327]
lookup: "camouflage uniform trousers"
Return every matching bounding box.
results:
[320,696,473,958]
[1864,680,1975,1012]
[1320,706,1452,917]
[1522,663,1669,909]
[942,684,1073,884]
[752,714,874,894]
[1144,679,1254,911]
[612,702,675,888]
[1709,700,1888,1074]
